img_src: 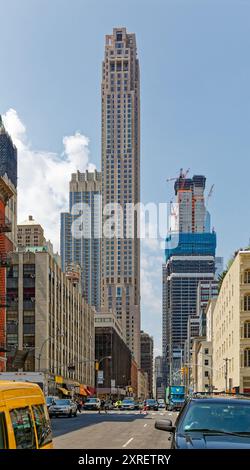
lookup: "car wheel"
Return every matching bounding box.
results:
[68,411,72,418]
[74,412,77,417]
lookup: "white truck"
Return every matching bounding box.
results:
[0,371,52,396]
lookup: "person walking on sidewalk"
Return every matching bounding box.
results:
[140,400,148,414]
[99,398,107,414]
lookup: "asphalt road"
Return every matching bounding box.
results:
[52,409,178,449]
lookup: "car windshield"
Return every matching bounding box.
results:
[54,399,70,406]
[46,397,55,404]
[179,401,250,434]
[147,400,156,404]
[123,400,134,404]
[86,398,97,403]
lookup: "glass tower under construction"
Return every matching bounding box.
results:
[162,174,216,385]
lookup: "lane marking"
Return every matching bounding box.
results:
[144,424,147,428]
[123,437,134,448]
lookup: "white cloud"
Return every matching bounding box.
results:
[3,108,95,252]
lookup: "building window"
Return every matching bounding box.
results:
[204,359,209,366]
[244,349,250,367]
[244,322,250,339]
[204,371,209,377]
[244,295,250,311]
[204,348,209,355]
[244,270,250,284]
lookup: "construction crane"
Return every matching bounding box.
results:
[206,184,214,206]
[166,168,190,189]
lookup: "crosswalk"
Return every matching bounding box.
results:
[97,410,170,416]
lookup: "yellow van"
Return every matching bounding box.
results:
[0,380,53,449]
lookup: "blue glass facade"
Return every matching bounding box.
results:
[0,119,17,188]
[60,172,101,310]
[165,232,216,261]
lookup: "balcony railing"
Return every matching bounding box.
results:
[0,216,12,233]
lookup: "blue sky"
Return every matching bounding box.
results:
[1,0,250,356]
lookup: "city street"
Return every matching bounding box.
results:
[52,410,178,449]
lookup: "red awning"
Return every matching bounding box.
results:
[86,386,95,396]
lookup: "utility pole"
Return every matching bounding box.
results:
[224,358,228,393]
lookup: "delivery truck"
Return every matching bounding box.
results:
[0,371,53,396]
[165,385,186,411]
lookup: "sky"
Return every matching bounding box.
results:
[1,0,250,357]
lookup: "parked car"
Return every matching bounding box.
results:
[114,400,123,409]
[157,399,166,409]
[83,397,101,411]
[155,395,250,449]
[145,399,159,411]
[49,398,77,418]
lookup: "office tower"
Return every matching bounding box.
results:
[0,177,14,371]
[212,250,250,394]
[162,264,168,386]
[101,27,141,365]
[215,256,224,280]
[140,331,153,397]
[17,215,46,248]
[163,174,216,384]
[94,310,132,395]
[61,170,101,310]
[0,116,17,248]
[196,279,218,336]
[0,117,17,371]
[154,355,164,399]
[0,116,17,189]
[6,249,95,389]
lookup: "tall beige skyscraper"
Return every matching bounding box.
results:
[101,27,140,365]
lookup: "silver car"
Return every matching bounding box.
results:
[49,398,77,418]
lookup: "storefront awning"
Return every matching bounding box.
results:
[57,387,71,396]
[87,386,95,396]
[79,385,88,396]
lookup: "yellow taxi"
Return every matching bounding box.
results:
[0,380,53,449]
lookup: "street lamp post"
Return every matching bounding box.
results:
[37,333,64,372]
[38,337,51,372]
[224,358,229,393]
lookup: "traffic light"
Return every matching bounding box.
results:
[95,360,99,371]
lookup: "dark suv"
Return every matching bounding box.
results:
[155,395,250,449]
[146,399,158,411]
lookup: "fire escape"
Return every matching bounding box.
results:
[0,215,12,357]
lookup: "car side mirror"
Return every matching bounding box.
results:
[155,419,175,433]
